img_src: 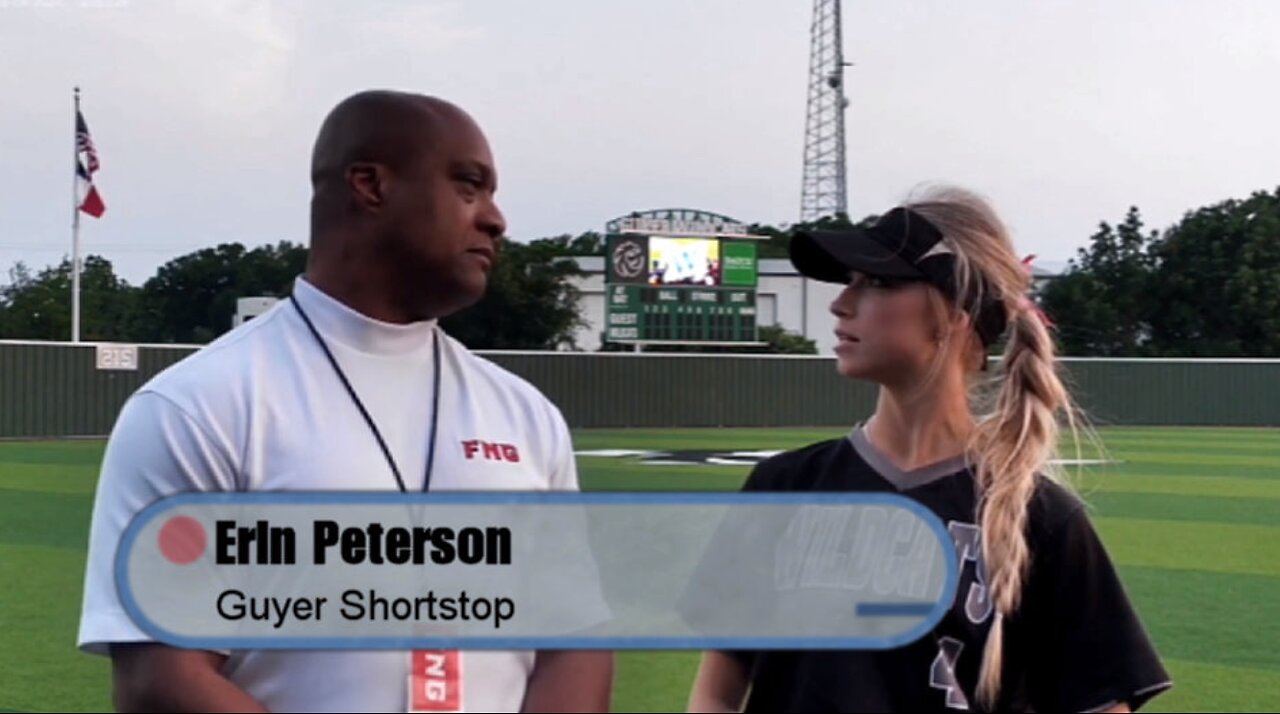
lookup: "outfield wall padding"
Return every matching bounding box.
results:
[2,341,1280,437]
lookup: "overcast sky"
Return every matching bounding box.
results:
[2,0,1278,284]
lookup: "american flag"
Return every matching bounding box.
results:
[76,109,105,218]
[77,110,99,173]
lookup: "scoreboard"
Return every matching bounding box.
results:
[603,211,762,345]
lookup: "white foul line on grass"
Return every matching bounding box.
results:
[577,449,1118,468]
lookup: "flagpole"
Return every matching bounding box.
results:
[72,86,82,343]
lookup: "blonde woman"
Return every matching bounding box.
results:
[688,187,1171,713]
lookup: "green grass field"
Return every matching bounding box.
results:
[2,427,1279,712]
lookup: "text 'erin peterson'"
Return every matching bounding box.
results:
[213,520,513,566]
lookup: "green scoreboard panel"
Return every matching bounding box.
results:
[606,285,757,343]
[605,233,760,344]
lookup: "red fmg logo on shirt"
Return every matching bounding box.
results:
[410,650,462,712]
[461,439,521,463]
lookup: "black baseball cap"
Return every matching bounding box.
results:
[790,206,1009,347]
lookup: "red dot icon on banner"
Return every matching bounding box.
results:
[158,516,206,565]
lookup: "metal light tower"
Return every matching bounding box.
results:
[800,0,850,222]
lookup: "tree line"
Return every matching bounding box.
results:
[0,237,589,350]
[1039,186,1280,357]
[3,186,1279,356]
[0,224,829,353]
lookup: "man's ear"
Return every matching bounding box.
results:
[347,162,387,211]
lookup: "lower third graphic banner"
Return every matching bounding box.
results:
[116,492,959,650]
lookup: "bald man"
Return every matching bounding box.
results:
[77,90,614,712]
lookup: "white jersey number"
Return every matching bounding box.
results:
[948,522,993,624]
[929,636,971,710]
[928,522,998,710]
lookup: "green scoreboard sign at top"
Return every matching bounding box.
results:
[604,209,763,345]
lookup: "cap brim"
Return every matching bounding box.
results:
[789,229,927,284]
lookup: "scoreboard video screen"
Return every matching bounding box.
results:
[648,237,721,286]
[605,233,759,344]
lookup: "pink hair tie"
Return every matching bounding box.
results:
[1016,255,1055,328]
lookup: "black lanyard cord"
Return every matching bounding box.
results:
[289,294,442,493]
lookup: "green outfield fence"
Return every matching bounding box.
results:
[3,340,1280,437]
